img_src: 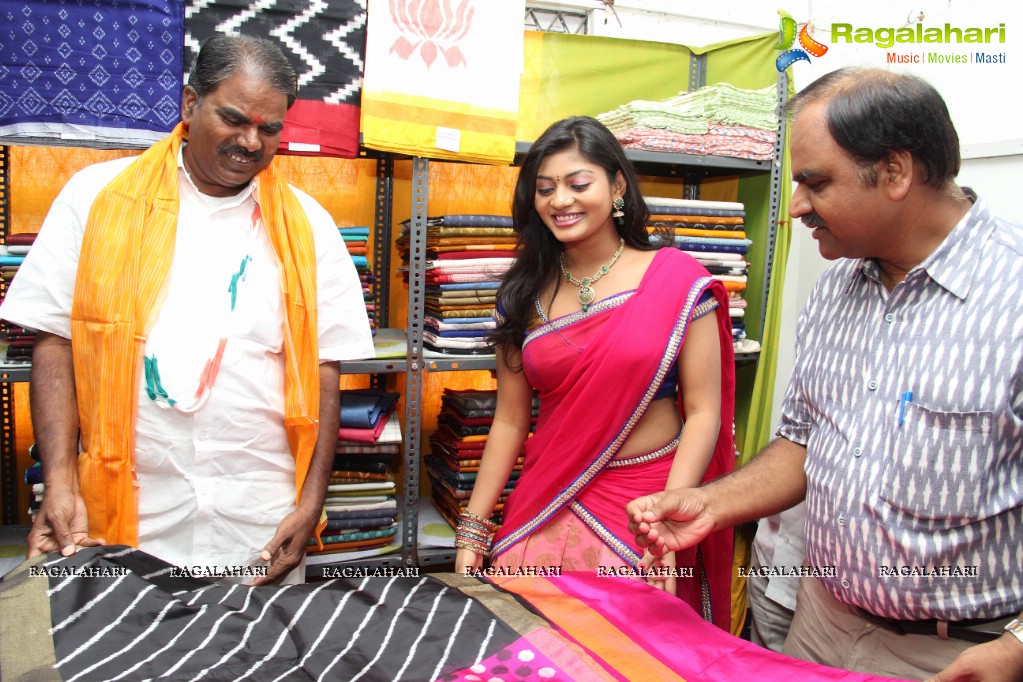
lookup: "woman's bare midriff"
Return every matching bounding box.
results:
[612,395,681,460]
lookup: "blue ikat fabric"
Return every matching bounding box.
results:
[0,0,184,147]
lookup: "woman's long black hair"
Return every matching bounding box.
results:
[490,116,653,359]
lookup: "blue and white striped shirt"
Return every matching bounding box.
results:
[778,197,1023,620]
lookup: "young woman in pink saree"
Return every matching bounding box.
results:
[453,116,736,630]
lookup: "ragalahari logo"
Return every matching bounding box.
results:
[776,11,829,71]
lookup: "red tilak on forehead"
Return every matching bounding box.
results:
[251,114,264,125]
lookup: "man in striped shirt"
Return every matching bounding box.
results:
[629,67,1023,681]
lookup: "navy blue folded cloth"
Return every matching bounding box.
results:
[339,390,400,429]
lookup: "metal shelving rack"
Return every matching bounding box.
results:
[313,151,410,573]
[0,144,29,526]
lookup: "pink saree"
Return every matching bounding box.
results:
[485,573,911,682]
[491,247,736,629]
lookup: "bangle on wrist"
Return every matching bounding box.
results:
[455,525,492,543]
[454,537,490,556]
[454,510,495,557]
[459,509,497,532]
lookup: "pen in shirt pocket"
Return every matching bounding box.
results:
[897,390,913,427]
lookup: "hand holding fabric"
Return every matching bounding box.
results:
[640,547,677,595]
[454,548,484,576]
[248,507,319,585]
[626,488,713,557]
[27,487,105,558]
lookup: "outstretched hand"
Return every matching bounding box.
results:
[626,488,714,557]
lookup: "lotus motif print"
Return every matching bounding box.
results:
[388,0,475,68]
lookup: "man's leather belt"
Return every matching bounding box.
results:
[860,611,1011,644]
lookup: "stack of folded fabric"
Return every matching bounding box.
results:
[425,388,537,530]
[4,325,36,364]
[397,215,518,355]
[338,225,377,329]
[1,233,34,364]
[310,389,402,557]
[2,232,34,261]
[598,97,706,135]
[646,196,760,354]
[598,83,778,161]
[686,82,779,130]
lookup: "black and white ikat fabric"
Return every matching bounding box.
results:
[184,0,368,156]
[184,0,366,106]
[6,545,521,681]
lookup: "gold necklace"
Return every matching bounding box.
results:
[559,238,625,312]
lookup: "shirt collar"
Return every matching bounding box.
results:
[915,196,990,300]
[844,195,992,300]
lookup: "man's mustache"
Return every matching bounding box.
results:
[220,145,262,162]
[802,212,826,229]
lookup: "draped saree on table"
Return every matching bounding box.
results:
[0,546,909,681]
[490,247,736,629]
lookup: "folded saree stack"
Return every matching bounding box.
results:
[309,390,402,556]
[0,232,35,364]
[338,226,377,329]
[426,388,537,530]
[645,197,759,353]
[597,83,778,161]
[397,215,518,355]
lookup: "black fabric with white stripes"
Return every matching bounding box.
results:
[184,1,366,104]
[44,546,514,682]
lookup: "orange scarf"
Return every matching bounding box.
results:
[70,123,320,546]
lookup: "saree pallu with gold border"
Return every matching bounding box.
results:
[491,247,736,629]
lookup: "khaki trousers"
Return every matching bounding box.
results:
[747,553,796,653]
[783,576,974,680]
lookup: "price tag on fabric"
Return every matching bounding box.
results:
[436,126,461,152]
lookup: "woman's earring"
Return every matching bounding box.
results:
[612,196,625,225]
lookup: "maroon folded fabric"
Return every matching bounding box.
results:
[6,233,38,247]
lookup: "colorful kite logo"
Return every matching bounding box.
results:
[776,12,828,71]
